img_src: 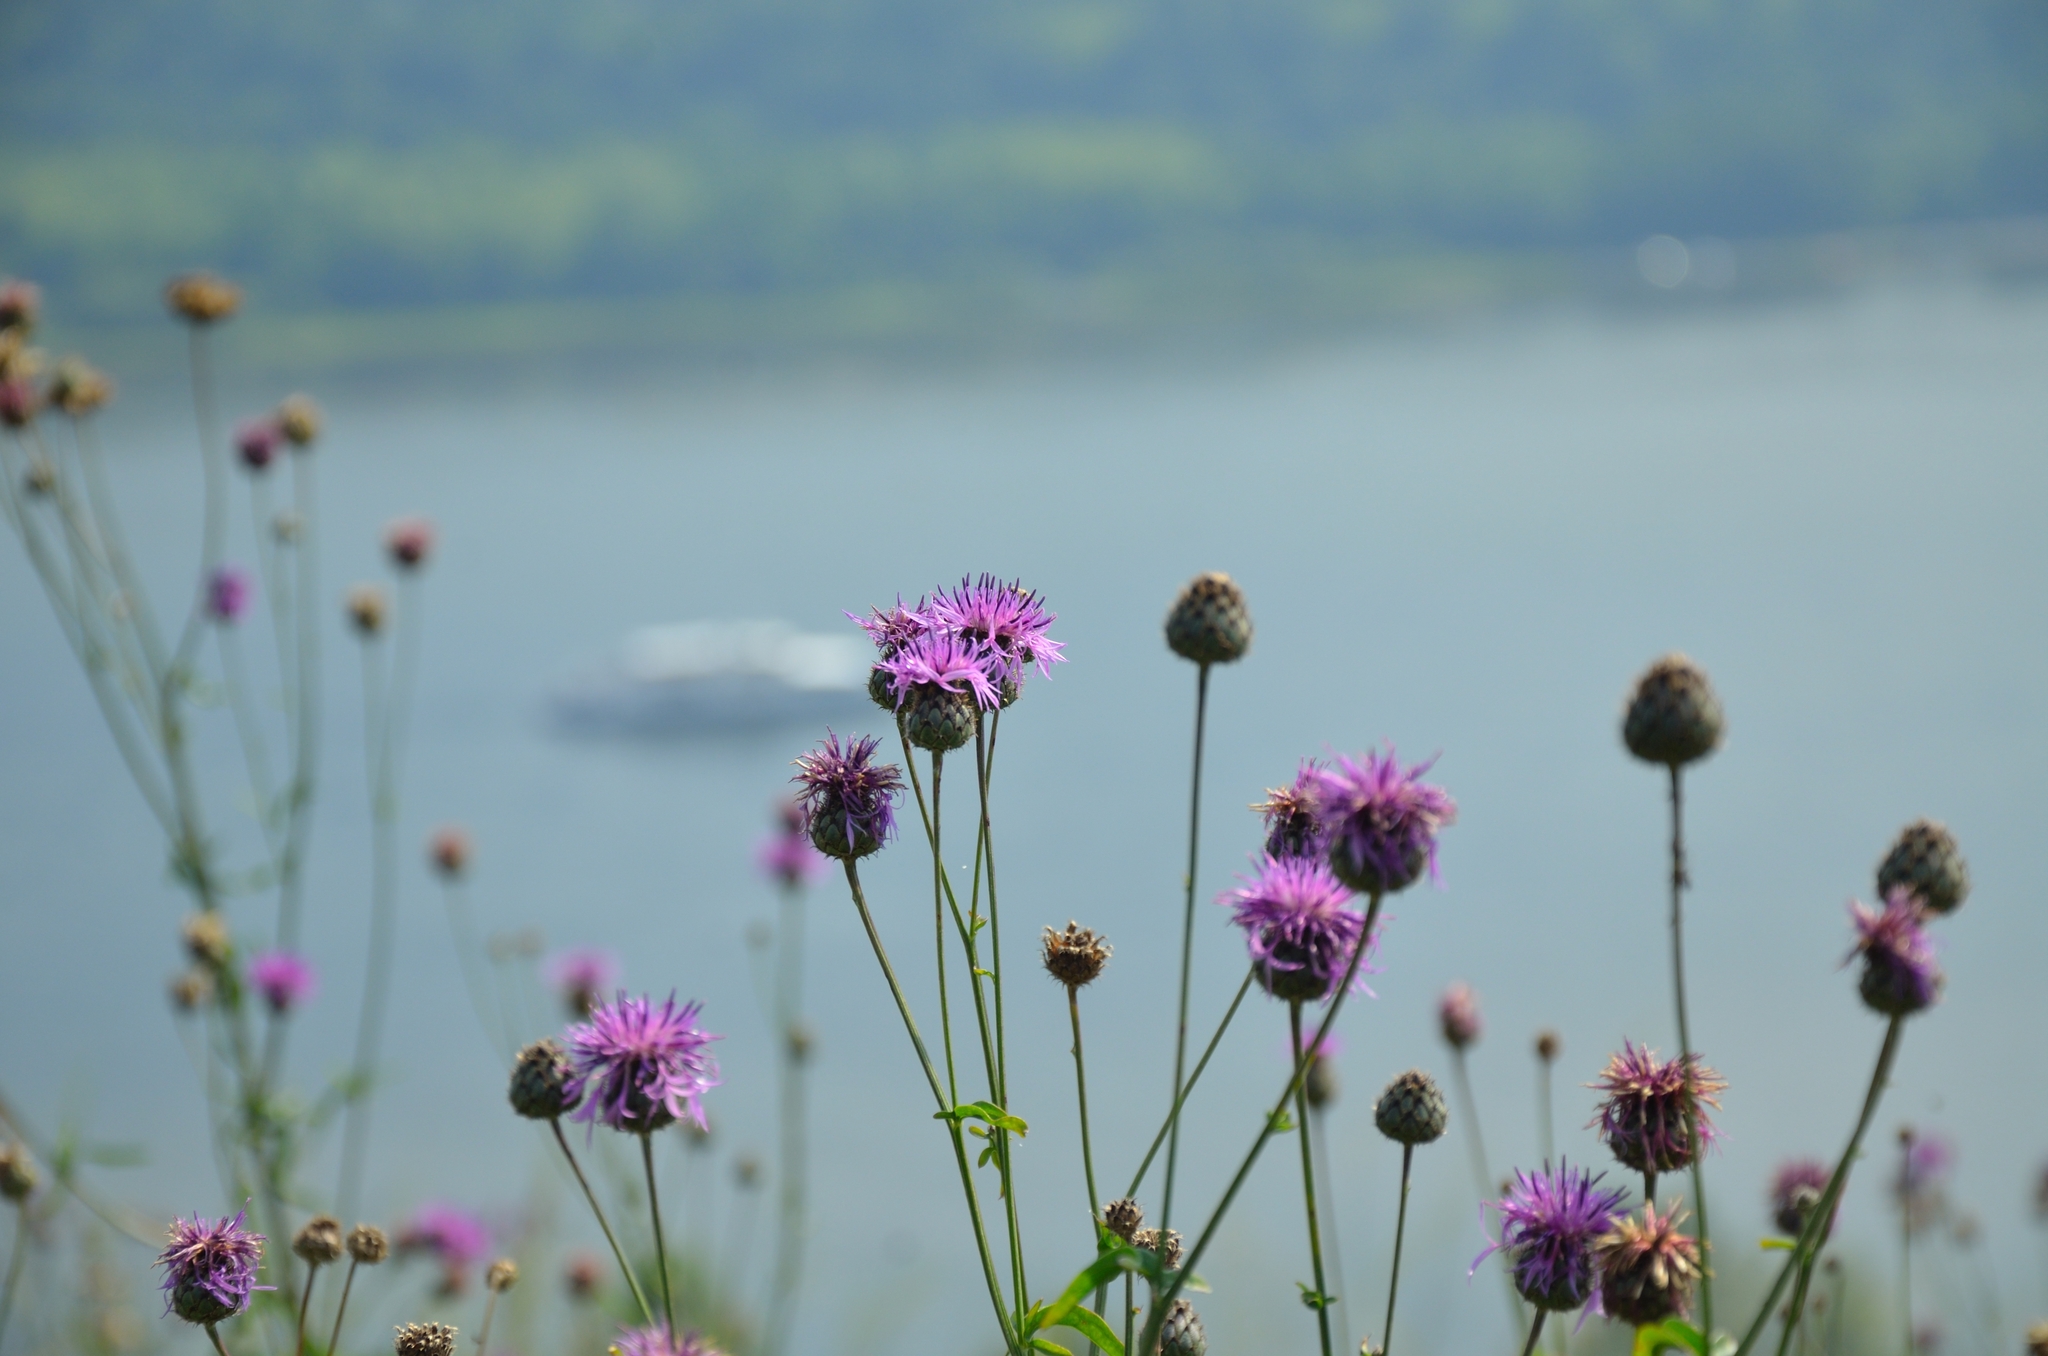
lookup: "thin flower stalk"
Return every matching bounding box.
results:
[1162,663,1212,1236]
[0,1208,25,1353]
[1125,968,1257,1197]
[765,873,811,1356]
[974,714,1029,1320]
[1520,1311,1549,1356]
[642,1132,676,1334]
[548,1119,655,1326]
[1449,1044,1523,1332]
[1380,1143,1414,1356]
[1067,987,1100,1229]
[1667,765,1715,1336]
[1290,1001,1335,1356]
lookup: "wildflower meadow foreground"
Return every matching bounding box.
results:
[0,274,2038,1356]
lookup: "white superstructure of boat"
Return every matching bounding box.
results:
[551,619,872,734]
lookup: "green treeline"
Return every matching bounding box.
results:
[3,0,2044,321]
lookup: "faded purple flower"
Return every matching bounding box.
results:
[235,417,281,471]
[847,597,933,657]
[928,574,1066,685]
[545,948,618,1017]
[1847,891,1942,1016]
[398,1202,491,1295]
[563,993,722,1134]
[1476,1161,1630,1313]
[205,565,252,624]
[610,1324,727,1356]
[1309,747,1457,895]
[1769,1159,1835,1239]
[247,950,316,1014]
[156,1206,271,1325]
[1253,761,1324,861]
[0,278,40,333]
[876,628,1000,711]
[1895,1130,1953,1235]
[1438,981,1483,1050]
[1221,855,1377,1004]
[792,730,903,861]
[757,800,826,889]
[1589,1041,1726,1176]
[385,516,435,570]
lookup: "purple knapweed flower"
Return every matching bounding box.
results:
[848,597,933,657]
[1309,747,1457,895]
[1476,1161,1630,1313]
[1769,1158,1835,1238]
[876,628,1001,711]
[398,1202,491,1295]
[610,1323,727,1356]
[563,992,723,1135]
[1847,891,1942,1016]
[156,1206,271,1325]
[757,800,826,889]
[1253,761,1325,860]
[928,574,1066,686]
[545,948,618,1017]
[247,950,316,1014]
[235,417,282,471]
[792,730,903,861]
[1438,981,1483,1049]
[1895,1130,1953,1235]
[205,565,252,624]
[1589,1041,1726,1176]
[1221,855,1378,1004]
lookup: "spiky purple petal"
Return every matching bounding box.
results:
[1220,855,1377,1003]
[563,993,723,1134]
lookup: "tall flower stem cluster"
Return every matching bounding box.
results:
[756,800,824,1356]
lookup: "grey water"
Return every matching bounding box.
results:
[4,279,2047,1355]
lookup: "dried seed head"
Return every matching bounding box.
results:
[293,1214,344,1265]
[564,1251,601,1300]
[49,356,113,416]
[1876,819,1969,917]
[165,273,242,325]
[0,279,40,335]
[181,912,231,968]
[1102,1198,1143,1243]
[1157,1298,1206,1356]
[348,1224,390,1264]
[169,967,215,1012]
[1536,1030,1562,1063]
[902,683,977,752]
[1133,1227,1182,1270]
[384,516,436,571]
[1622,653,1725,767]
[346,583,388,636]
[508,1039,578,1120]
[1438,982,1483,1050]
[1041,921,1111,989]
[276,395,322,447]
[1374,1069,1449,1145]
[394,1321,458,1356]
[0,377,42,429]
[486,1259,519,1292]
[1596,1201,1701,1327]
[0,1143,39,1201]
[2025,1321,2048,1356]
[429,825,472,880]
[1164,572,1252,666]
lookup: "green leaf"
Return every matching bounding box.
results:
[1633,1319,1708,1356]
[1059,1306,1126,1356]
[1296,1283,1335,1310]
[934,1101,1029,1138]
[1757,1237,1794,1251]
[1269,1109,1296,1133]
[1032,1249,1144,1335]
[1028,1339,1072,1356]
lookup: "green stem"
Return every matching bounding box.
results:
[1734,1016,1907,1356]
[477,1286,502,1355]
[1898,1154,1912,1356]
[294,1259,318,1356]
[1381,1144,1414,1356]
[1123,1273,1134,1356]
[1519,1309,1548,1356]
[1537,1053,1555,1167]
[1127,968,1256,1198]
[975,715,1029,1330]
[1291,1002,1334,1356]
[0,1207,26,1353]
[1144,892,1383,1356]
[1451,1045,1523,1333]
[766,881,809,1356]
[206,1321,235,1356]
[1669,764,1714,1338]
[642,1132,676,1334]
[842,861,1021,1355]
[1068,986,1101,1227]
[549,1119,655,1326]
[277,447,321,954]
[325,1258,360,1356]
[900,727,959,1103]
[1773,1254,1816,1356]
[1162,662,1211,1235]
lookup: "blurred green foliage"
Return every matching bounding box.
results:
[2,0,2044,324]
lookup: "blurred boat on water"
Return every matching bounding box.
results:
[551,620,872,735]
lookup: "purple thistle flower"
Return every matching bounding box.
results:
[235,417,281,471]
[397,1202,491,1295]
[155,1206,271,1325]
[545,947,618,1017]
[205,565,252,624]
[1309,747,1457,895]
[847,597,933,657]
[1847,891,1943,1016]
[247,950,316,1014]
[928,574,1066,684]
[1220,855,1378,1004]
[1588,1041,1726,1175]
[610,1323,727,1356]
[875,629,1001,711]
[1253,761,1325,860]
[756,800,826,889]
[1476,1161,1630,1312]
[1438,981,1483,1050]
[792,730,903,861]
[563,993,722,1134]
[1769,1158,1835,1238]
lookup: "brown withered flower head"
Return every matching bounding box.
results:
[1596,1200,1701,1327]
[48,357,113,416]
[293,1215,344,1266]
[347,1224,390,1265]
[1041,921,1110,989]
[165,273,241,326]
[1102,1197,1143,1243]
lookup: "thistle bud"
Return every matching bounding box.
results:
[1876,819,1969,916]
[348,1224,390,1264]
[181,912,232,968]
[165,273,241,326]
[486,1259,518,1292]
[0,1143,38,1201]
[169,968,215,1012]
[384,516,435,571]
[1158,1298,1206,1356]
[1133,1227,1181,1270]
[1102,1197,1143,1243]
[0,280,40,335]
[346,583,388,636]
[1304,1052,1340,1110]
[1164,572,1251,666]
[1041,921,1110,989]
[276,395,322,447]
[1622,654,1724,767]
[1536,1030,1562,1063]
[429,825,472,880]
[1374,1069,1448,1145]
[508,1040,577,1120]
[293,1215,344,1266]
[903,684,976,752]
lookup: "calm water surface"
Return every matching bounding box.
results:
[3,282,2046,1355]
